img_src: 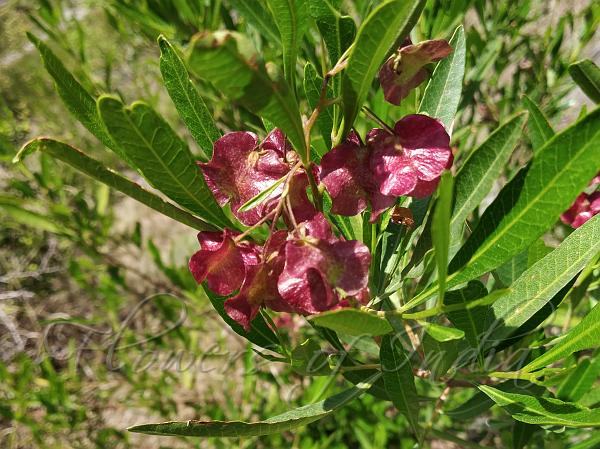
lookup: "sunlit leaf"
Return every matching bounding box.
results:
[129,372,381,436]
[158,36,220,160]
[97,96,231,228]
[341,0,426,136]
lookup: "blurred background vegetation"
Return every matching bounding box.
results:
[1,1,599,448]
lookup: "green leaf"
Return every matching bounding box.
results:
[449,111,528,243]
[309,309,392,336]
[422,322,464,342]
[422,333,457,378]
[304,62,334,150]
[341,0,426,136]
[445,281,489,349]
[446,380,544,421]
[308,0,356,66]
[522,301,600,373]
[431,171,454,305]
[486,214,600,348]
[229,0,280,44]
[522,95,554,152]
[203,288,281,353]
[129,371,381,436]
[569,59,600,104]
[512,421,536,449]
[266,0,308,87]
[449,106,600,289]
[556,352,600,402]
[187,31,306,159]
[26,33,129,163]
[14,138,214,231]
[238,175,286,213]
[495,239,552,288]
[380,335,421,438]
[158,36,220,160]
[479,385,600,428]
[291,339,331,376]
[419,25,466,132]
[97,96,230,228]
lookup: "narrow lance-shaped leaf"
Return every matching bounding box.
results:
[14,138,215,231]
[187,32,306,159]
[238,175,287,213]
[309,309,392,337]
[341,0,426,137]
[97,96,231,228]
[522,95,554,152]
[479,385,600,428]
[380,335,421,439]
[449,111,528,245]
[26,33,132,165]
[431,171,454,305]
[448,106,600,289]
[129,372,381,437]
[158,36,220,160]
[422,322,464,342]
[267,0,308,87]
[522,300,600,373]
[419,25,466,133]
[569,59,600,104]
[556,351,600,402]
[484,214,600,349]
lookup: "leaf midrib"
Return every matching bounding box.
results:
[121,104,220,222]
[162,49,217,156]
[450,115,524,231]
[452,124,600,281]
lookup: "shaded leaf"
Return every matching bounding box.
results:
[380,335,421,438]
[291,339,331,376]
[204,288,281,353]
[308,0,355,66]
[267,0,308,86]
[422,333,457,378]
[229,0,280,43]
[304,62,334,150]
[445,280,489,349]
